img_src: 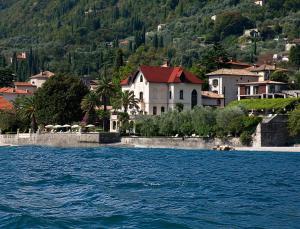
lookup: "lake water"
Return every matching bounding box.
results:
[0,146,299,228]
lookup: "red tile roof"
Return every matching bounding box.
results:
[0,96,13,110]
[224,60,251,68]
[0,87,32,95]
[14,82,36,87]
[121,66,204,85]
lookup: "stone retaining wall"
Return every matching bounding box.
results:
[0,132,121,147]
[121,137,241,149]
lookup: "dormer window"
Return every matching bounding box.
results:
[140,75,143,82]
[212,79,218,87]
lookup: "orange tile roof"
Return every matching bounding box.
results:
[14,82,36,87]
[0,87,32,95]
[206,68,259,77]
[0,96,13,110]
[201,91,224,99]
[30,71,55,79]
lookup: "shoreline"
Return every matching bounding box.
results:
[1,142,300,152]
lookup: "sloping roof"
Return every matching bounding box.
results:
[0,96,13,110]
[30,71,55,79]
[206,68,258,77]
[237,80,287,85]
[247,64,288,72]
[14,82,36,87]
[121,66,204,85]
[201,91,224,99]
[0,87,32,94]
[223,60,251,68]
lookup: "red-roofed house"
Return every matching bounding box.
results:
[0,87,32,101]
[120,65,204,115]
[0,96,13,110]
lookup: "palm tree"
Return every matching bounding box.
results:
[121,90,140,113]
[14,96,37,133]
[96,74,117,131]
[81,91,101,125]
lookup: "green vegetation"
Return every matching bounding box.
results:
[0,0,299,83]
[135,106,262,146]
[288,105,300,137]
[34,74,89,125]
[228,98,300,112]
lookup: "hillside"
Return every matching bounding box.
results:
[0,0,299,81]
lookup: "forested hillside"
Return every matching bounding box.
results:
[0,0,299,82]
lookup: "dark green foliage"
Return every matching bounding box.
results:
[288,106,300,136]
[290,45,300,68]
[270,71,289,83]
[0,67,14,87]
[35,74,89,125]
[240,131,252,146]
[0,110,17,133]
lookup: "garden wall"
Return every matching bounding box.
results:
[0,132,121,147]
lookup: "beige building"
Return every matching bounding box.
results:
[14,82,37,93]
[207,69,259,105]
[30,71,55,88]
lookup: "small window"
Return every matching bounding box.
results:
[112,121,117,130]
[179,90,184,100]
[169,91,172,99]
[161,107,165,113]
[139,92,143,101]
[246,86,251,95]
[212,79,218,87]
[253,86,259,94]
[153,106,157,115]
[140,75,143,82]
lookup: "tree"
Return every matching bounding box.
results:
[290,45,300,69]
[35,74,89,125]
[0,111,16,133]
[14,96,38,132]
[120,90,140,113]
[0,67,14,87]
[81,91,101,125]
[115,49,124,69]
[288,106,300,136]
[214,12,253,40]
[96,73,117,131]
[270,71,289,83]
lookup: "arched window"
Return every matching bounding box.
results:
[169,91,172,99]
[161,107,165,113]
[179,90,184,100]
[153,106,157,115]
[212,79,218,87]
[139,92,143,101]
[140,75,143,82]
[112,121,117,130]
[191,90,198,109]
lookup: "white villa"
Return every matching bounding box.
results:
[110,65,204,132]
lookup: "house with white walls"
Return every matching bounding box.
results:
[30,71,55,88]
[120,65,204,115]
[110,65,204,132]
[206,69,259,105]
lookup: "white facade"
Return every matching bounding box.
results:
[30,77,48,88]
[208,74,258,105]
[122,72,202,115]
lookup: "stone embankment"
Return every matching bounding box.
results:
[0,132,121,147]
[121,137,241,149]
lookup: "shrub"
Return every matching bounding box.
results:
[240,131,253,146]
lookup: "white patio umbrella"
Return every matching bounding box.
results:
[63,124,71,128]
[54,125,63,129]
[71,125,80,129]
[45,125,54,129]
[86,124,95,128]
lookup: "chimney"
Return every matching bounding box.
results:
[161,59,170,67]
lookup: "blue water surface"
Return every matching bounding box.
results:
[0,146,299,229]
